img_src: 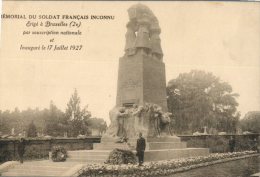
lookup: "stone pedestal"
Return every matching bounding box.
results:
[144,148,209,161]
[104,52,171,139]
[89,136,209,162]
[116,52,167,111]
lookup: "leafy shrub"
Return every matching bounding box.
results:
[106,148,137,165]
[51,146,67,162]
[205,136,228,153]
[24,145,48,160]
[184,135,258,153]
[0,150,12,162]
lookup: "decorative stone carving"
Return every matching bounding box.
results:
[124,22,136,56]
[150,32,163,60]
[124,3,163,60]
[104,103,174,140]
[116,107,128,138]
[134,23,151,50]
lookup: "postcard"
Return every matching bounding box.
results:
[0,1,259,177]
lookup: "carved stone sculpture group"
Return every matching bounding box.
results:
[124,4,163,61]
[104,103,174,140]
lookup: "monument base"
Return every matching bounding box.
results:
[66,136,209,163]
[94,136,186,150]
[144,148,209,161]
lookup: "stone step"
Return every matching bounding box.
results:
[67,147,209,163]
[68,155,108,160]
[11,165,68,172]
[93,145,129,147]
[148,142,187,150]
[94,143,131,150]
[66,158,105,163]
[93,141,186,150]
[1,160,80,176]
[2,170,62,176]
[66,150,109,163]
[144,148,209,161]
[67,150,111,156]
[147,136,181,142]
[5,168,63,175]
[2,172,59,176]
[94,147,129,150]
[100,138,138,144]
[19,161,77,167]
[100,136,181,143]
[94,142,133,146]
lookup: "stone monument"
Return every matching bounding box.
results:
[102,4,172,142]
[91,4,209,162]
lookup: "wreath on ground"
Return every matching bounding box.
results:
[51,146,67,162]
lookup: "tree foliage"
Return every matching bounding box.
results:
[240,111,260,133]
[65,89,92,137]
[88,117,107,135]
[0,89,105,137]
[27,121,37,137]
[167,70,240,134]
[44,101,66,137]
[0,108,45,136]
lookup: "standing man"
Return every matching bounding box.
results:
[17,138,26,163]
[252,138,259,153]
[229,136,236,153]
[136,132,146,166]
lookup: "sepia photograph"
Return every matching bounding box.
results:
[0,1,259,177]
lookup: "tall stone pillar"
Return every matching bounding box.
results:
[116,52,167,111]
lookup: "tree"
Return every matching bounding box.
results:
[0,110,11,134]
[44,101,66,137]
[65,89,91,137]
[27,121,37,137]
[0,108,46,135]
[88,118,107,135]
[240,111,260,133]
[167,70,240,134]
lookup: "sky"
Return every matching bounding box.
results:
[0,1,260,123]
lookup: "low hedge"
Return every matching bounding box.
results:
[0,137,96,162]
[78,151,258,177]
[24,145,48,160]
[180,135,259,153]
[0,150,12,162]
